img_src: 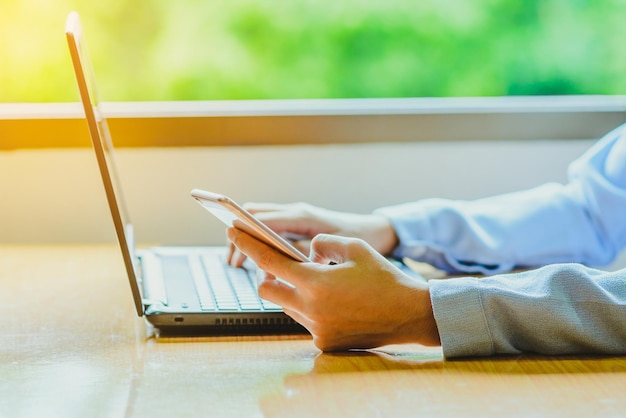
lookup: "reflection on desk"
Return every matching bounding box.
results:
[1,245,625,418]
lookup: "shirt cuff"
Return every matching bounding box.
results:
[374,203,438,260]
[429,277,494,358]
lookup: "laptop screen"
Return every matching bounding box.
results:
[65,11,144,316]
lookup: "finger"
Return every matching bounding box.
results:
[226,241,236,265]
[291,239,312,256]
[231,248,248,268]
[254,211,316,238]
[282,308,312,332]
[245,203,320,237]
[227,227,314,288]
[242,202,291,214]
[257,274,301,312]
[255,269,277,283]
[308,233,355,264]
[226,235,248,267]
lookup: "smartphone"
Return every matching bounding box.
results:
[191,189,310,262]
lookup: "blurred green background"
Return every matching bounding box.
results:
[1,0,625,102]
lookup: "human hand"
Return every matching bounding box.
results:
[227,202,398,267]
[227,226,440,351]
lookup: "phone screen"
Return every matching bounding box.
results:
[191,189,310,262]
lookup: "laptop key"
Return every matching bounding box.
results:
[261,300,282,311]
[227,267,264,310]
[202,254,241,309]
[188,255,218,311]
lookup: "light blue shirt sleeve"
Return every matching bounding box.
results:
[375,123,626,274]
[376,124,626,357]
[429,264,626,358]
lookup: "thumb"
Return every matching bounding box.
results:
[309,234,364,265]
[289,238,312,256]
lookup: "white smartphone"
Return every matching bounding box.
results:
[191,189,310,262]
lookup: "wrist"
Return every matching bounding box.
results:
[396,282,440,347]
[365,214,399,256]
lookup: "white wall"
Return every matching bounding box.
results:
[2,139,625,269]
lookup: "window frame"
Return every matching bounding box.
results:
[1,96,625,150]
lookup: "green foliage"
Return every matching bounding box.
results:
[1,0,625,102]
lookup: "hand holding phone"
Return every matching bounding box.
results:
[191,189,310,262]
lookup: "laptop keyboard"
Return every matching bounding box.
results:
[188,252,281,312]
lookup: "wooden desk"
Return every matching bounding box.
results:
[1,245,625,417]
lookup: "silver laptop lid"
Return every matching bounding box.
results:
[65,11,144,317]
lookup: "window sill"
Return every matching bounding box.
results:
[1,96,625,149]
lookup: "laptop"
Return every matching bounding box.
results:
[65,11,306,335]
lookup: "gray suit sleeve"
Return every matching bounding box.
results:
[429,264,626,358]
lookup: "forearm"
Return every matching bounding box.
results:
[376,183,604,274]
[429,265,626,358]
[375,124,626,274]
